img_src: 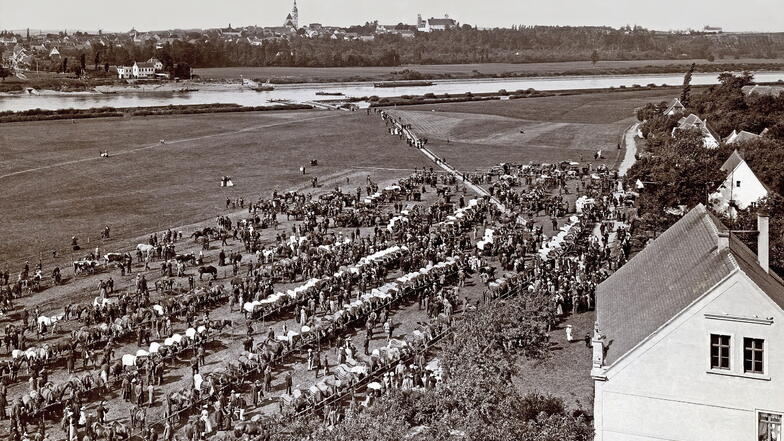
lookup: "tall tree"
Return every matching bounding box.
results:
[591,50,599,65]
[61,57,68,73]
[681,62,695,107]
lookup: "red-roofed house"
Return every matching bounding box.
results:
[592,204,784,441]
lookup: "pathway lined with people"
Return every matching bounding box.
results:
[371,108,507,213]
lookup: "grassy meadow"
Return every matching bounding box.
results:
[0,110,430,265]
[385,88,676,170]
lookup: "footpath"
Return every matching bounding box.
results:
[376,109,508,213]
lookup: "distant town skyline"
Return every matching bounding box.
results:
[1,0,783,33]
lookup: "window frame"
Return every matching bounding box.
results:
[709,333,731,370]
[758,411,782,441]
[743,337,766,375]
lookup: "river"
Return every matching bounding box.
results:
[2,71,783,112]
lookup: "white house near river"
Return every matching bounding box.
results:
[710,150,770,218]
[592,204,784,441]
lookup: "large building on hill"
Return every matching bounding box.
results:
[416,14,457,32]
[591,204,784,441]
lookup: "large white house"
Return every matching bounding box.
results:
[710,150,769,217]
[672,113,721,148]
[116,61,157,79]
[592,204,784,441]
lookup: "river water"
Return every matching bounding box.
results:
[2,71,783,112]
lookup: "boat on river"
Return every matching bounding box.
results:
[241,76,274,91]
[374,81,434,88]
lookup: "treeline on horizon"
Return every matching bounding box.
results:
[46,26,784,70]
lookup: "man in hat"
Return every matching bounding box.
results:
[307,349,314,370]
[284,372,292,395]
[266,326,274,342]
[250,380,260,406]
[96,400,106,423]
[263,367,272,396]
[134,379,144,406]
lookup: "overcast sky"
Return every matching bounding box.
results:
[1,0,782,33]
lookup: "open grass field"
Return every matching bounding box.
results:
[384,88,676,171]
[194,58,784,82]
[0,110,430,265]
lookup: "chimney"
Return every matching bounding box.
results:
[717,231,730,251]
[758,211,770,273]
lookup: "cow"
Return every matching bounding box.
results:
[73,260,99,275]
[136,244,155,255]
[175,253,196,266]
[104,252,128,265]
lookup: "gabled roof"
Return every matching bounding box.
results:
[597,204,784,366]
[676,113,703,128]
[742,85,784,97]
[674,113,719,144]
[664,97,685,114]
[135,62,154,68]
[720,149,744,172]
[725,129,762,145]
[715,151,773,200]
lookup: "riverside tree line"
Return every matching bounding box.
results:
[26,26,784,71]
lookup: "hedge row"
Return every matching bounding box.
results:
[0,103,313,123]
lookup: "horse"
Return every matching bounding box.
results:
[198,266,218,281]
[233,421,267,438]
[191,227,217,241]
[208,319,234,332]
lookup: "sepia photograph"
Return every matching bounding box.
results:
[0,1,783,440]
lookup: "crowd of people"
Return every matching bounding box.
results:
[0,129,634,440]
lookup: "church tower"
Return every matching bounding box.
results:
[291,0,299,28]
